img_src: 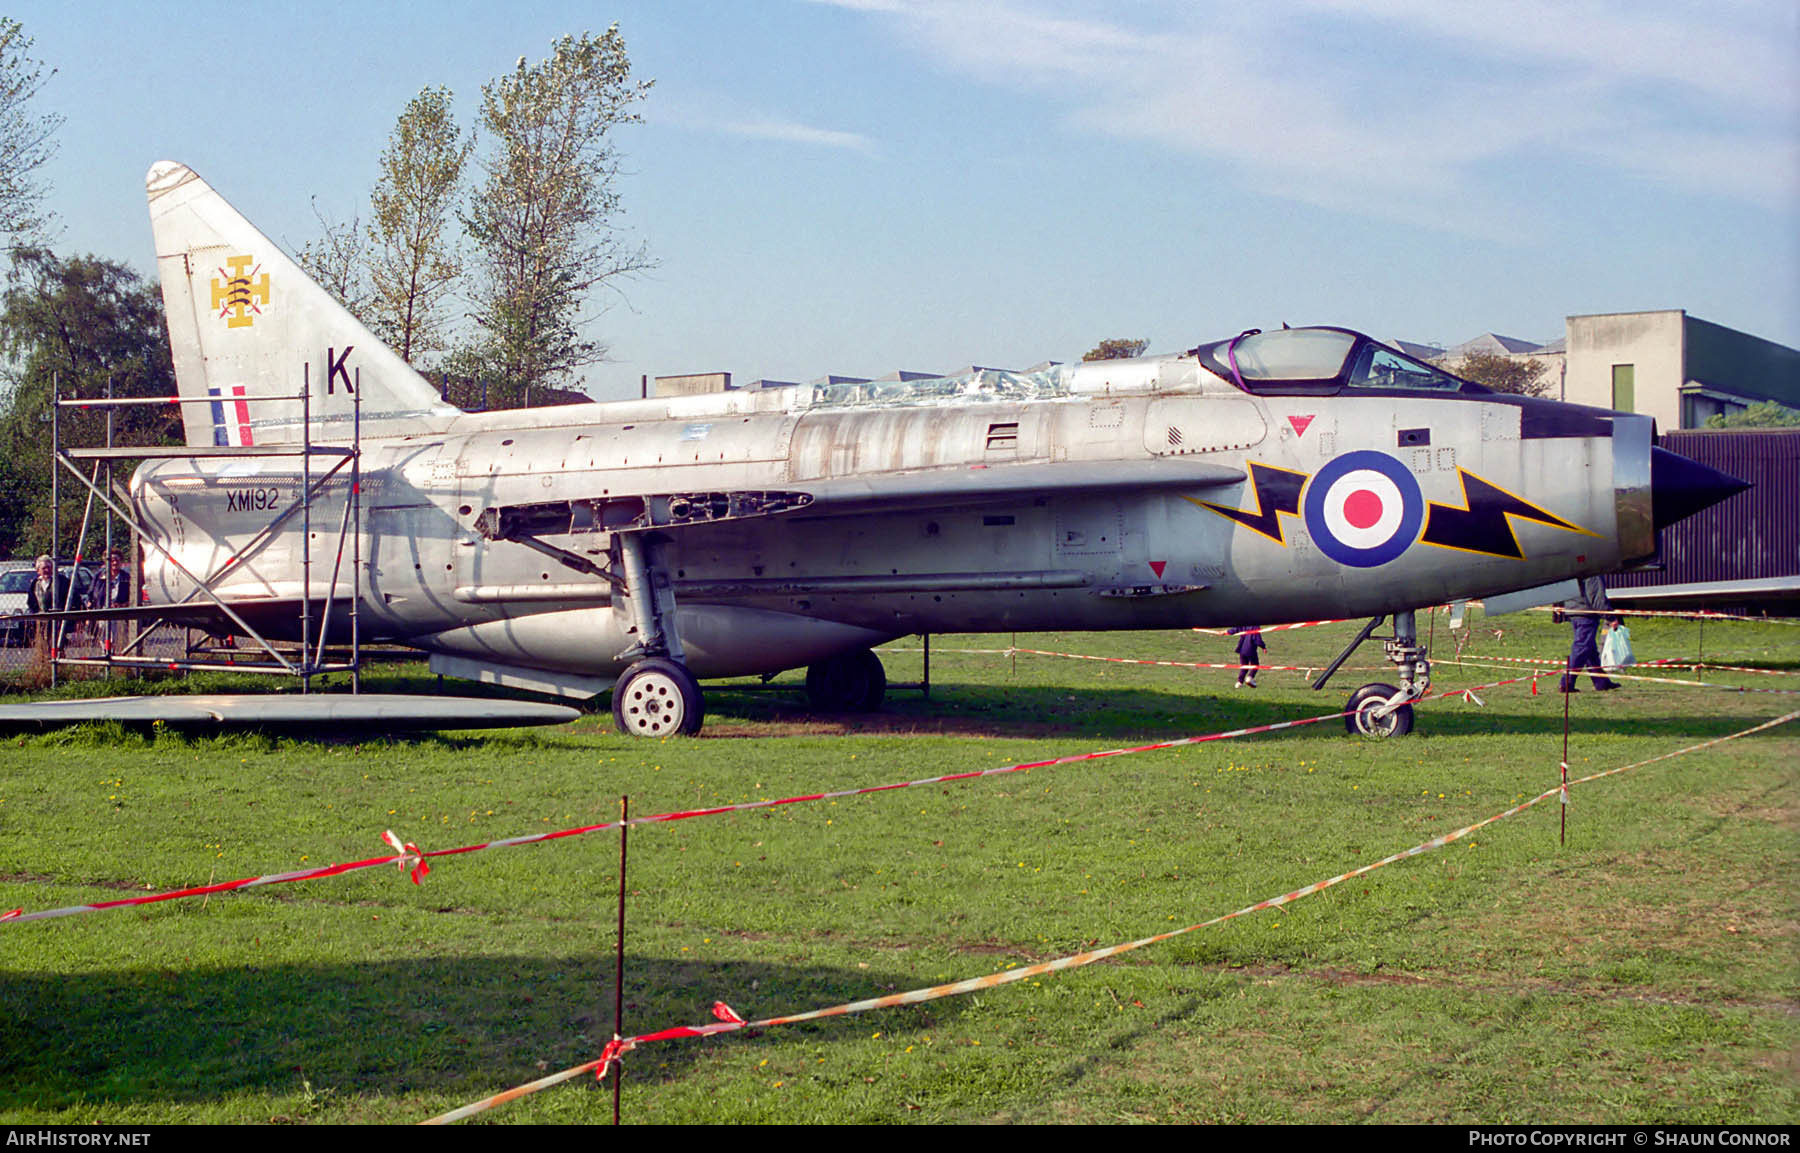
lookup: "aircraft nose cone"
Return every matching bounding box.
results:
[1650,447,1749,532]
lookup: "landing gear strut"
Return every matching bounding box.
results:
[1313,609,1431,739]
[609,531,705,737]
[805,648,887,712]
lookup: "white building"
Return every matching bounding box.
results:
[1563,310,1799,429]
[1428,311,1798,429]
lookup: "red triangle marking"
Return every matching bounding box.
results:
[1149,560,1167,579]
[1287,414,1315,437]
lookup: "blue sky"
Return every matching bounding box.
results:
[9,0,1797,399]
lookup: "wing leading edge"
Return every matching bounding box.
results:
[793,457,1246,511]
[478,457,1248,538]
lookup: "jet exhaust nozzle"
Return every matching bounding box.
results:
[1649,447,1750,533]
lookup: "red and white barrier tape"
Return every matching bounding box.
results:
[1452,653,1567,668]
[1451,658,1800,695]
[1192,618,1348,636]
[1007,648,1378,675]
[0,705,1363,925]
[382,830,431,885]
[1534,606,1800,624]
[424,706,1800,1125]
[1,672,1547,927]
[1640,659,1800,678]
[1456,653,1800,681]
[878,643,1382,673]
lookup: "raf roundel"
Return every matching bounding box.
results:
[1302,450,1425,568]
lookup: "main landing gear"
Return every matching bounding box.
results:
[609,532,706,737]
[805,648,887,713]
[1312,609,1431,739]
[612,657,704,737]
[598,532,890,734]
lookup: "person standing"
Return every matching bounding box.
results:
[1558,576,1618,693]
[88,550,133,654]
[25,554,69,654]
[1231,626,1267,688]
[88,550,131,609]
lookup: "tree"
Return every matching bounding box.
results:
[1705,400,1800,429]
[0,249,176,557]
[1453,352,1552,397]
[0,18,61,243]
[294,197,370,318]
[367,87,472,364]
[1083,337,1149,361]
[463,28,653,399]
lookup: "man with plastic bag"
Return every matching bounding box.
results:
[1554,576,1620,692]
[1600,617,1634,674]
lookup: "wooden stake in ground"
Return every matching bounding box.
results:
[1561,686,1572,847]
[613,795,628,1125]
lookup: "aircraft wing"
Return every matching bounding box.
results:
[792,457,1247,512]
[480,457,1247,539]
[1605,575,1800,615]
[0,694,578,731]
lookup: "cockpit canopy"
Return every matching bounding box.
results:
[1195,327,1484,396]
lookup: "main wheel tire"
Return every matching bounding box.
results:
[1345,681,1414,738]
[805,648,887,712]
[612,658,704,737]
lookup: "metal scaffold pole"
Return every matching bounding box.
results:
[351,381,362,693]
[43,377,358,688]
[104,374,115,676]
[301,372,312,692]
[49,372,58,688]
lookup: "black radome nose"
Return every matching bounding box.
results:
[1650,447,1750,532]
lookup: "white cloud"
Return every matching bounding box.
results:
[652,93,878,156]
[713,117,878,154]
[810,0,1798,225]
[1312,0,1797,118]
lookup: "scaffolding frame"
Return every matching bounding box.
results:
[47,374,364,692]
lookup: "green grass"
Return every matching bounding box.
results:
[0,609,1795,1124]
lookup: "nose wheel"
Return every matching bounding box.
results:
[612,658,704,737]
[1344,682,1414,738]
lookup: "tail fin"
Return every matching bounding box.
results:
[147,161,461,447]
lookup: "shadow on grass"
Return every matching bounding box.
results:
[708,681,1798,745]
[0,952,954,1112]
[3,675,1792,749]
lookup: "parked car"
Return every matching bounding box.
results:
[62,562,99,609]
[0,562,34,647]
[0,560,102,647]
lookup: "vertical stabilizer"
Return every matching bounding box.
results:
[147,161,461,447]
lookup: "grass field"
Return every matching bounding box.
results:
[0,609,1795,1125]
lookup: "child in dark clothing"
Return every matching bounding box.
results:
[1231,626,1266,687]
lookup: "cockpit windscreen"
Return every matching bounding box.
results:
[1197,328,1483,396]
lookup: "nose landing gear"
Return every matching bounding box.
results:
[1313,609,1431,738]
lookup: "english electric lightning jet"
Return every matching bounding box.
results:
[98,161,1745,737]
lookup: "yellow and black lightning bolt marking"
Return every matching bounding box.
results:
[1420,468,1598,560]
[1187,461,1309,545]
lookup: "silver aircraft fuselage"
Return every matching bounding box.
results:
[131,351,1652,691]
[123,161,1741,728]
